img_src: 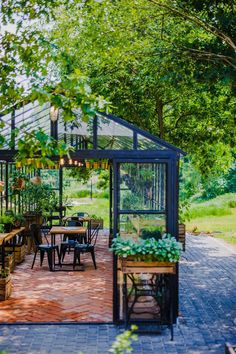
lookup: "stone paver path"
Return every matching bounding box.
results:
[0,235,236,353]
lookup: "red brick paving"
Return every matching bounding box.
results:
[0,232,113,323]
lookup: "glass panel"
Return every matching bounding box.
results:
[15,101,50,134]
[120,163,166,211]
[138,134,166,150]
[119,213,166,239]
[1,112,11,149]
[97,115,133,150]
[58,112,93,149]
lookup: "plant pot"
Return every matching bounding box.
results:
[119,256,176,274]
[12,178,25,190]
[5,245,26,264]
[0,275,12,301]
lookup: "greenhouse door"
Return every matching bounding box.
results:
[112,159,179,323]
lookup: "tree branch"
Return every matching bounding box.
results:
[148,0,236,55]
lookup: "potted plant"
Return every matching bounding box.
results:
[0,215,14,233]
[111,234,182,274]
[13,214,25,228]
[90,214,104,229]
[11,171,28,191]
[0,267,12,301]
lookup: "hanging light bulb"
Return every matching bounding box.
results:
[74,160,78,166]
[50,106,59,122]
[59,158,65,166]
[69,159,73,165]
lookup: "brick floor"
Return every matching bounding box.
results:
[0,234,236,353]
[0,231,113,323]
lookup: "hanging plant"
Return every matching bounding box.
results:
[10,171,28,191]
[15,128,73,170]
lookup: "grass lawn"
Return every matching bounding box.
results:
[66,197,110,228]
[186,193,236,244]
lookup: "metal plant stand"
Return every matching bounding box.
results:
[123,271,174,340]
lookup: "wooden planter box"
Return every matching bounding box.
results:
[225,343,236,354]
[0,275,12,301]
[120,256,176,274]
[178,223,186,251]
[91,219,103,229]
[5,253,15,272]
[5,244,26,264]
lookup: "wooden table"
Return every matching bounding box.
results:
[62,216,93,240]
[50,226,87,270]
[0,227,25,269]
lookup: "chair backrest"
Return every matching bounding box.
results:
[67,220,81,227]
[30,223,42,246]
[89,224,100,247]
[73,212,89,217]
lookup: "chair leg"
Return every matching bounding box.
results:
[40,250,45,266]
[60,244,67,262]
[73,248,77,270]
[31,250,38,269]
[90,249,97,269]
[56,246,61,267]
[47,250,53,271]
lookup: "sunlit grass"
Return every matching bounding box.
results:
[186,193,236,245]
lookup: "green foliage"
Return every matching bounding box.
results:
[0,224,4,233]
[111,234,182,262]
[228,200,236,208]
[66,167,92,184]
[93,191,109,199]
[109,325,138,354]
[15,128,73,170]
[188,205,232,219]
[0,215,14,225]
[75,190,91,198]
[50,0,235,175]
[140,226,163,241]
[16,182,58,216]
[97,170,110,190]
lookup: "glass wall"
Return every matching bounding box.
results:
[117,161,168,321]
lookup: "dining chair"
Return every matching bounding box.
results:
[60,220,86,262]
[31,223,60,271]
[73,224,100,270]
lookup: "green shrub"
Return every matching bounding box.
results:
[76,189,91,198]
[228,200,236,208]
[93,191,109,199]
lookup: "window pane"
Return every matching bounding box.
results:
[119,213,166,239]
[58,113,93,150]
[97,115,133,150]
[138,134,166,150]
[120,163,166,211]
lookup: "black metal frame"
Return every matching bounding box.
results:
[0,101,186,325]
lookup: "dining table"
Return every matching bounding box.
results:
[49,226,87,271]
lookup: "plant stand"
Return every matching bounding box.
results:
[5,253,15,272]
[120,257,176,340]
[5,244,26,264]
[0,275,12,301]
[178,223,186,252]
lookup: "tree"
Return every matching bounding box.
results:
[50,0,235,174]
